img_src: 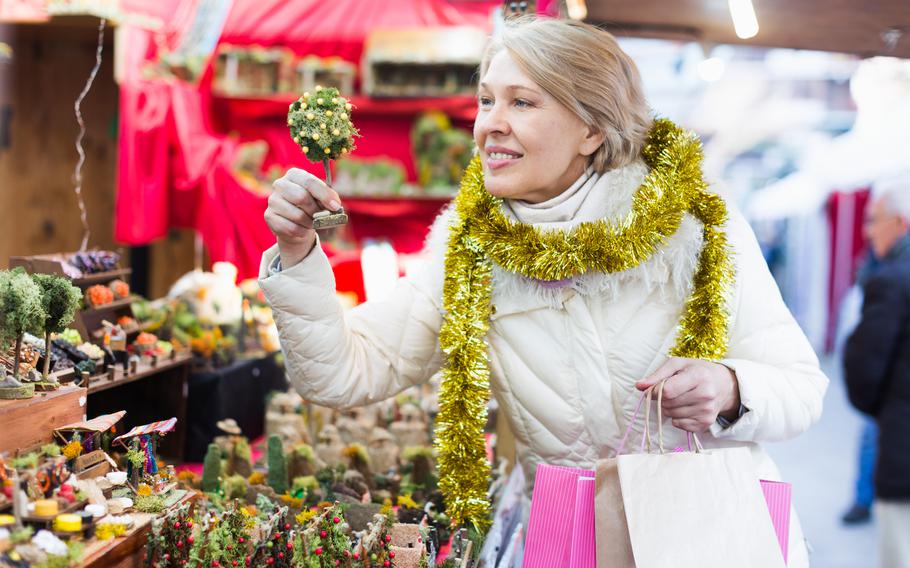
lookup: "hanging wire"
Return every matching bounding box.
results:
[73,18,107,251]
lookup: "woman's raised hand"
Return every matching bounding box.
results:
[265,167,342,268]
[636,357,742,433]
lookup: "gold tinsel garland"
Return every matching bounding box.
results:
[434,118,735,529]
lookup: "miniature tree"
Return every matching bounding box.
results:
[301,503,353,568]
[353,511,395,568]
[202,443,223,493]
[249,505,292,568]
[145,501,194,568]
[267,435,288,495]
[0,268,46,389]
[31,273,82,382]
[203,506,252,568]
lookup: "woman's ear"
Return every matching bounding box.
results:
[580,126,606,157]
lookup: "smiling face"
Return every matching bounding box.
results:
[473,50,605,203]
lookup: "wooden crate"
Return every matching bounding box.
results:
[0,384,86,454]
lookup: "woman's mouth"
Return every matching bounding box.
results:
[486,149,523,170]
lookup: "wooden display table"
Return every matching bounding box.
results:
[0,384,86,454]
[79,492,196,568]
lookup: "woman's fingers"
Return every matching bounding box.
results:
[671,417,713,433]
[269,194,315,227]
[264,208,312,240]
[636,357,688,390]
[285,168,342,211]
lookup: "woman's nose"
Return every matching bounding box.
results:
[479,102,510,137]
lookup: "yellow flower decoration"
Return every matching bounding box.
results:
[62,440,83,460]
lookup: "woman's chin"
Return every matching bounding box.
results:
[484,183,520,200]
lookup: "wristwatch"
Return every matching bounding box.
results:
[717,404,748,428]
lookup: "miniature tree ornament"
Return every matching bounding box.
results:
[286,86,359,229]
[31,274,82,383]
[0,268,46,398]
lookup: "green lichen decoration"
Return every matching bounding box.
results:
[267,435,288,495]
[0,268,46,381]
[134,494,165,513]
[202,442,223,493]
[32,273,82,380]
[287,86,359,183]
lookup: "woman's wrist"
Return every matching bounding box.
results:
[717,363,742,420]
[277,232,317,270]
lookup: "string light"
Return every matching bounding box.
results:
[73,18,106,251]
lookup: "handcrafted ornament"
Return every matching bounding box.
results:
[286,86,359,229]
[435,118,735,530]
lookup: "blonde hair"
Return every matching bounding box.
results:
[480,17,652,173]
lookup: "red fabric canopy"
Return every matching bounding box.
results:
[115,0,499,279]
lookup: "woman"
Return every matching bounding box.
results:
[260,18,827,565]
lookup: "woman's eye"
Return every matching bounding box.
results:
[514,99,532,108]
[478,96,493,108]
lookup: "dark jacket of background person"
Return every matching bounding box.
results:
[845,235,910,500]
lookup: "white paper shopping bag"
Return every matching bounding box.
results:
[617,446,786,568]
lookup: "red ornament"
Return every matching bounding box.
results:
[267,559,274,565]
[383,561,390,567]
[286,542,293,550]
[384,535,392,543]
[389,551,396,559]
[353,553,360,560]
[278,552,284,559]
[174,522,181,529]
[314,547,323,556]
[181,561,187,566]
[238,538,245,544]
[232,562,238,567]
[164,554,171,561]
[320,530,327,538]
[335,561,341,567]
[226,545,232,551]
[332,517,340,524]
[176,541,184,549]
[343,551,350,558]
[188,536,195,545]
[188,520,194,528]
[274,533,281,540]
[212,561,219,567]
[245,557,251,566]
[284,523,291,530]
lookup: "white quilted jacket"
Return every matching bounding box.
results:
[259,162,828,566]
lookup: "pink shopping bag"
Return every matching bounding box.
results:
[522,464,593,568]
[760,480,792,564]
[569,476,597,568]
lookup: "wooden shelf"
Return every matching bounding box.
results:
[72,268,131,288]
[86,352,193,395]
[212,93,478,122]
[80,296,137,317]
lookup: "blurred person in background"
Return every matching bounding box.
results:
[845,172,910,567]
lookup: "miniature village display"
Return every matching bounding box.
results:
[0,410,191,568]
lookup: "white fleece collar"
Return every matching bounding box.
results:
[423,160,706,310]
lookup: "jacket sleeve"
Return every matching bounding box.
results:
[844,272,907,415]
[710,208,830,442]
[257,226,447,409]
